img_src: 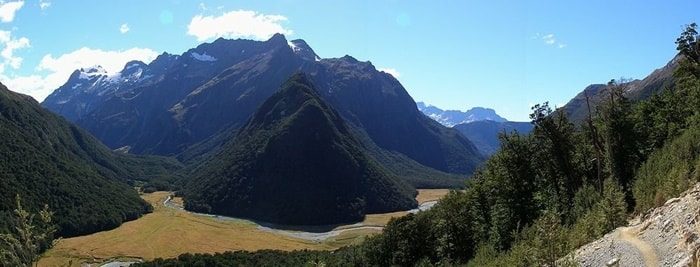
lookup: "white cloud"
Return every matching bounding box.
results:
[0,30,29,71]
[39,0,50,10]
[187,10,293,41]
[0,0,23,22]
[2,47,158,102]
[120,23,129,34]
[0,73,44,97]
[378,68,400,78]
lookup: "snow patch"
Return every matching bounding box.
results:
[104,73,122,83]
[78,65,108,80]
[288,41,300,53]
[191,52,217,62]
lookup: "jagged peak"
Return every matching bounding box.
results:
[288,39,321,61]
[124,60,147,69]
[79,65,108,74]
[267,33,288,43]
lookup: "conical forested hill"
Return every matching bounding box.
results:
[183,73,417,225]
[0,83,175,237]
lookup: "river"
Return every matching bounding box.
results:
[162,196,438,241]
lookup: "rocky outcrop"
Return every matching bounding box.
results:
[573,183,700,266]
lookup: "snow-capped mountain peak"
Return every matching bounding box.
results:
[288,39,320,61]
[78,65,109,80]
[416,102,508,127]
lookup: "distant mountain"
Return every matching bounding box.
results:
[0,83,182,238]
[416,102,507,127]
[183,73,416,225]
[43,34,484,183]
[561,54,679,123]
[454,120,534,156]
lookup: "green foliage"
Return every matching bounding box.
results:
[0,195,56,267]
[633,124,700,212]
[133,250,345,267]
[0,84,183,238]
[597,80,640,209]
[597,178,628,233]
[676,23,700,78]
[530,102,584,222]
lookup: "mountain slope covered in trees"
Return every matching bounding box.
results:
[454,120,534,156]
[0,83,182,238]
[183,73,417,225]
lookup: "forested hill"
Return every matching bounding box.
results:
[182,73,417,225]
[0,83,181,238]
[136,23,700,266]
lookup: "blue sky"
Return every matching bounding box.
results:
[0,0,696,121]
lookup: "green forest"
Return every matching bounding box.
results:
[132,23,700,266]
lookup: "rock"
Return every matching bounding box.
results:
[673,256,690,267]
[663,219,673,232]
[666,197,682,205]
[606,257,620,266]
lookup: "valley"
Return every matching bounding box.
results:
[0,1,694,264]
[38,189,450,267]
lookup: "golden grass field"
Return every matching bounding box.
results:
[38,189,451,267]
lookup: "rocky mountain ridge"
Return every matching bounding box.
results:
[416,102,507,127]
[561,54,680,123]
[42,34,484,187]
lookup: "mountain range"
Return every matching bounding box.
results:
[43,34,483,179]
[415,102,533,156]
[38,34,488,225]
[416,102,507,127]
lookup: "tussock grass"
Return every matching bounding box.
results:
[38,189,449,266]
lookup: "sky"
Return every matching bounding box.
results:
[0,0,696,121]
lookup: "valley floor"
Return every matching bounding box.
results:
[38,189,449,267]
[573,183,700,266]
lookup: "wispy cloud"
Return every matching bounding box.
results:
[39,0,50,11]
[534,33,566,49]
[120,23,130,34]
[378,68,400,78]
[0,1,23,23]
[187,10,293,41]
[542,34,556,45]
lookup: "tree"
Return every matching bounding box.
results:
[529,102,581,222]
[597,80,639,210]
[674,23,700,122]
[0,195,56,267]
[676,23,700,77]
[596,178,627,233]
